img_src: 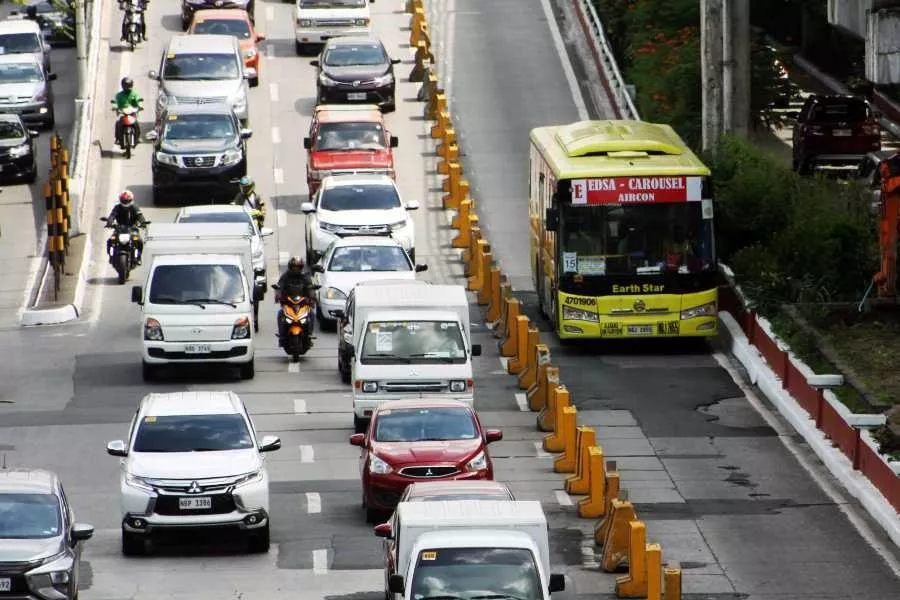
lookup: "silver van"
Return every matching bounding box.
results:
[0,18,52,75]
[149,34,252,125]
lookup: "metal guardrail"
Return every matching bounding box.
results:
[575,0,640,120]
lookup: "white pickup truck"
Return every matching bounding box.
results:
[375,500,565,600]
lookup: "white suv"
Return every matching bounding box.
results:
[301,173,419,263]
[294,0,373,56]
[106,391,281,555]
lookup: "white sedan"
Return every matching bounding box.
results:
[311,235,427,327]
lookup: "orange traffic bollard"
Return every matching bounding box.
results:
[615,521,648,597]
[450,199,473,247]
[426,90,447,121]
[406,0,423,14]
[541,386,570,449]
[466,239,489,291]
[520,341,549,391]
[553,407,579,472]
[516,328,542,390]
[409,8,426,46]
[462,224,481,268]
[442,164,461,209]
[577,446,608,517]
[527,356,555,412]
[536,367,562,431]
[438,145,459,175]
[599,500,638,571]
[498,298,521,355]
[479,266,499,307]
[409,40,432,82]
[431,110,451,140]
[647,545,663,600]
[507,319,534,375]
[565,427,597,494]
[664,565,682,600]
[493,283,513,337]
[484,270,504,322]
[593,470,622,544]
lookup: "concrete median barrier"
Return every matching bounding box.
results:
[410,41,433,82]
[542,385,571,451]
[450,199,474,248]
[478,266,499,306]
[498,297,522,353]
[437,142,459,175]
[577,446,609,517]
[664,565,682,600]
[565,426,597,494]
[466,239,490,292]
[484,271,507,323]
[537,366,562,430]
[553,406,579,472]
[410,9,428,47]
[421,72,442,113]
[518,340,549,391]
[593,470,622,543]
[432,110,451,140]
[599,500,638,571]
[405,0,424,13]
[493,283,513,338]
[507,319,535,375]
[615,521,648,597]
[442,164,462,209]
[514,325,540,387]
[461,223,481,268]
[527,356,556,412]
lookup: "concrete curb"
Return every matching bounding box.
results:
[718,310,900,547]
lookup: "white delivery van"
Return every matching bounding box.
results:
[294,0,373,55]
[374,500,565,600]
[130,223,264,382]
[345,283,481,432]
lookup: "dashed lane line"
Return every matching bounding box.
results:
[554,490,573,506]
[274,168,284,184]
[271,126,281,144]
[534,441,551,459]
[313,549,328,574]
[265,5,274,21]
[514,393,528,412]
[269,82,279,102]
[306,492,322,514]
[288,361,300,374]
[277,208,287,228]
[293,398,307,414]
[300,445,315,463]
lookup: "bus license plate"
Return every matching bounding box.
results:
[833,129,851,136]
[184,344,212,354]
[0,578,11,592]
[347,92,367,101]
[627,325,654,336]
[179,496,212,510]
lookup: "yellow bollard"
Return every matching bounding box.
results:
[438,144,459,175]
[469,247,492,295]
[466,239,489,291]
[553,407,579,472]
[450,200,473,246]
[578,446,608,518]
[647,545,663,600]
[599,501,638,571]
[526,353,554,411]
[431,110,451,140]
[423,76,443,118]
[593,471,622,544]
[663,565,682,600]
[493,283,513,338]
[409,40,431,82]
[442,164,461,210]
[541,386,571,451]
[537,367,562,431]
[405,0,423,14]
[485,272,506,323]
[565,427,597,494]
[462,223,481,268]
[507,319,533,375]
[615,521,648,598]
[478,265,499,307]
[516,327,542,390]
[409,8,426,46]
[438,127,457,155]
[498,298,521,355]
[451,183,472,225]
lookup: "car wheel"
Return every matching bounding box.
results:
[247,524,270,553]
[181,17,189,31]
[151,185,163,206]
[383,100,396,113]
[295,40,304,56]
[353,414,366,433]
[141,361,157,382]
[240,359,256,380]
[121,529,146,556]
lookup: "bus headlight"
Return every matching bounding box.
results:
[562,305,599,323]
[680,302,716,320]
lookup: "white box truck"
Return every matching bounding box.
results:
[130,223,263,382]
[340,283,482,432]
[374,500,565,600]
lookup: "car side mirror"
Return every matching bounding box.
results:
[131,285,143,305]
[471,343,482,357]
[240,128,253,139]
[100,217,109,222]
[391,58,401,65]
[374,522,393,538]
[405,200,420,210]
[260,227,274,237]
[256,33,267,41]
[71,523,94,545]
[349,433,365,447]
[303,137,312,150]
[310,60,320,67]
[301,202,316,213]
[545,207,559,230]
[485,429,503,443]
[48,73,57,81]
[259,435,282,452]
[144,130,159,142]
[311,264,325,273]
[27,129,40,138]
[415,264,428,273]
[106,440,127,457]
[148,69,159,80]
[549,574,565,593]
[389,135,399,148]
[389,574,405,594]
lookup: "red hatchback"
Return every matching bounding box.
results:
[349,400,502,522]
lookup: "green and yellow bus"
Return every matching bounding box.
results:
[529,120,718,340]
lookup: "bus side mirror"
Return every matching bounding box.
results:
[549,574,565,593]
[389,575,405,594]
[545,207,559,230]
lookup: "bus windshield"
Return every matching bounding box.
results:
[559,202,714,276]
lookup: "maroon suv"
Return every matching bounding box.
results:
[791,94,881,174]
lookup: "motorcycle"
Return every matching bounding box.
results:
[100,217,149,284]
[113,104,141,159]
[272,283,320,361]
[123,9,143,51]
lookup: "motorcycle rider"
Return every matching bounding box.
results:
[106,190,148,265]
[233,175,265,229]
[275,256,316,342]
[112,77,143,147]
[119,0,148,42]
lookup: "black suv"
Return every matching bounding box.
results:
[146,103,252,204]
[311,36,401,112]
[792,94,882,174]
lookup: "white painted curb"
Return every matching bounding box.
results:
[719,310,900,547]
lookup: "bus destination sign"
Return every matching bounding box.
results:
[571,176,702,205]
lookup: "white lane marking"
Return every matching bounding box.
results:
[266,43,275,59]
[293,398,307,414]
[265,5,274,21]
[712,351,900,578]
[306,492,322,514]
[279,251,290,267]
[277,209,288,228]
[514,392,528,412]
[498,357,509,370]
[489,369,506,375]
[288,361,300,373]
[313,549,328,574]
[274,168,284,184]
[271,126,281,144]
[537,0,589,120]
[269,82,279,102]
[300,445,315,463]
[555,490,574,506]
[534,441,551,458]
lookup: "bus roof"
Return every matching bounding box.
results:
[530,120,711,179]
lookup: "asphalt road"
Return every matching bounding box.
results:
[0,1,899,599]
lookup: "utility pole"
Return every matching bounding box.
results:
[722,0,751,137]
[701,0,724,152]
[74,0,88,100]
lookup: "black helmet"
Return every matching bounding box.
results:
[121,77,134,91]
[288,256,304,271]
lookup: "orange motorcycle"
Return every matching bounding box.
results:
[272,284,319,361]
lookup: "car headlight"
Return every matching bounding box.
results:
[232,316,251,339]
[155,152,178,167]
[354,18,370,26]
[245,48,257,59]
[680,301,716,320]
[319,221,339,233]
[221,148,244,166]
[143,318,164,341]
[466,450,487,472]
[231,93,247,113]
[562,305,599,323]
[125,473,155,492]
[324,287,346,300]
[449,380,467,392]
[369,453,392,475]
[361,381,377,393]
[187,0,206,4]
[318,72,339,86]
[26,558,73,600]
[389,220,406,231]
[372,73,394,86]
[234,470,263,487]
[298,18,312,27]
[156,92,168,109]
[8,142,31,158]
[309,169,332,180]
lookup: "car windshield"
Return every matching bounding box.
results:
[300,0,366,7]
[320,184,401,211]
[0,120,25,139]
[0,63,42,83]
[163,53,239,80]
[163,114,236,140]
[0,493,61,539]
[374,407,477,442]
[315,121,386,151]
[0,33,42,54]
[361,320,467,363]
[133,414,254,452]
[324,44,386,67]
[328,245,410,272]
[193,19,252,40]
[148,264,246,305]
[810,100,870,123]
[410,547,542,600]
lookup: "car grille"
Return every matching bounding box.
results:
[154,493,236,516]
[183,155,217,168]
[380,380,447,393]
[314,19,355,27]
[142,475,244,492]
[335,224,391,236]
[0,97,31,105]
[398,466,459,478]
[170,96,228,105]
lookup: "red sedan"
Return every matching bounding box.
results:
[349,400,502,522]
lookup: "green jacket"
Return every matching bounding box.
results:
[113,89,143,110]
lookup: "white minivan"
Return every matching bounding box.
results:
[294,0,373,55]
